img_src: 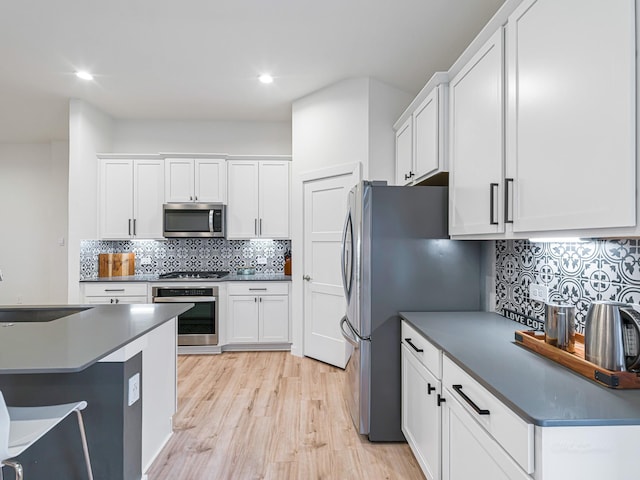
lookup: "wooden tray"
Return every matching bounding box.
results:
[514,330,640,389]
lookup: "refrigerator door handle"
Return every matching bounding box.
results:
[341,210,354,299]
[340,316,360,347]
[340,316,370,344]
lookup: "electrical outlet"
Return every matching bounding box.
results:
[140,257,152,265]
[256,257,267,265]
[128,373,140,406]
[529,283,549,302]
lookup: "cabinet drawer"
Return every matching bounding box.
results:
[83,283,149,297]
[442,355,533,474]
[401,320,442,379]
[227,282,288,296]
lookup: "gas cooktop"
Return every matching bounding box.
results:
[158,271,229,280]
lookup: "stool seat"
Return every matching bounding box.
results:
[0,392,93,480]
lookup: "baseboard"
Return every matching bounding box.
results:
[222,343,292,352]
[178,345,222,355]
[143,431,173,476]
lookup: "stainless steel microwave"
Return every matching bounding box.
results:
[163,203,225,238]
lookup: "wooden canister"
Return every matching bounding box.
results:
[284,257,292,275]
[98,253,135,277]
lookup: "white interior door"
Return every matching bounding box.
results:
[303,166,359,368]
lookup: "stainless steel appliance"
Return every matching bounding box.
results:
[585,301,640,371]
[152,285,220,346]
[158,271,229,280]
[163,203,225,238]
[339,181,483,442]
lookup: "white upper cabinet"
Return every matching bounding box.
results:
[165,157,226,203]
[99,158,164,239]
[447,0,636,238]
[414,86,447,183]
[449,28,505,236]
[395,117,413,185]
[259,161,290,239]
[506,0,636,233]
[394,75,449,186]
[133,160,165,238]
[227,160,290,239]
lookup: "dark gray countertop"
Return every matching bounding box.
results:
[80,273,292,282]
[0,304,191,374]
[400,311,640,427]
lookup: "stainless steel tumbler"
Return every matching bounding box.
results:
[545,303,576,353]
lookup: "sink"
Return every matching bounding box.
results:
[0,307,91,323]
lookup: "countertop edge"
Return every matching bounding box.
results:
[80,274,292,283]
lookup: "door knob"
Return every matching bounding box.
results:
[303,275,311,281]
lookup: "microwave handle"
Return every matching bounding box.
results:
[209,210,214,233]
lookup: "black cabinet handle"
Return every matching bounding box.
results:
[427,383,436,395]
[409,171,415,178]
[504,178,513,224]
[452,384,490,415]
[404,173,410,180]
[404,338,424,353]
[437,394,446,407]
[489,183,499,225]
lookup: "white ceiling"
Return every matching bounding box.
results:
[0,0,505,143]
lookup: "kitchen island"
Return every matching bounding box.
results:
[400,311,640,480]
[0,303,191,480]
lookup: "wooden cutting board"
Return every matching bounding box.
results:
[98,253,135,277]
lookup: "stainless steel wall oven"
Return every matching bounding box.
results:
[152,286,219,346]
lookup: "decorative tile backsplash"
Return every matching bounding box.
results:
[496,239,640,333]
[80,238,291,279]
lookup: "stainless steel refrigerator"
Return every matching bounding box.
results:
[339,181,483,442]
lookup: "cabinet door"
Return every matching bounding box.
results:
[227,295,259,342]
[195,158,226,203]
[507,0,635,233]
[442,391,530,480]
[99,159,134,239]
[259,295,289,342]
[395,117,413,186]
[165,158,195,203]
[402,344,441,480]
[227,161,260,239]
[259,162,290,238]
[133,160,164,238]
[449,28,504,236]
[414,86,445,182]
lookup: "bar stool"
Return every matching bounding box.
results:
[0,391,93,480]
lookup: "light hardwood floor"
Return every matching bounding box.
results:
[146,352,425,479]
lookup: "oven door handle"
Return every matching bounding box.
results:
[153,296,217,303]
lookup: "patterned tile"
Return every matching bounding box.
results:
[495,239,640,329]
[79,238,291,279]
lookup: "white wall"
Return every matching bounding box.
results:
[68,99,114,302]
[290,77,411,356]
[0,142,69,305]
[368,79,412,181]
[112,120,291,155]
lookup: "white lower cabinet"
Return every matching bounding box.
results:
[227,283,290,344]
[442,390,531,480]
[401,343,441,480]
[81,283,149,304]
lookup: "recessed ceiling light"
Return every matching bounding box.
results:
[75,71,94,81]
[258,74,274,84]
